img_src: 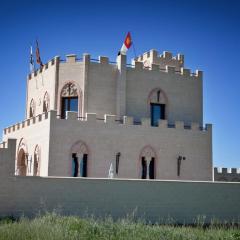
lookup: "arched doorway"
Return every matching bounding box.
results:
[139,145,157,179]
[70,141,89,177]
[148,88,168,126]
[17,138,28,176]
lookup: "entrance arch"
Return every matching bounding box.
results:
[17,148,27,176]
[17,138,28,176]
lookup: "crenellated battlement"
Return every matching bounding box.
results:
[214,167,240,182]
[131,60,202,79]
[27,51,202,81]
[3,110,211,136]
[214,167,240,174]
[135,49,183,63]
[3,111,50,136]
[135,49,184,70]
[28,56,60,80]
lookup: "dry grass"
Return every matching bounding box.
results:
[0,212,239,240]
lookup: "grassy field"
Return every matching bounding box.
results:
[0,213,239,240]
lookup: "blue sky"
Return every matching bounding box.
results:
[0,0,239,167]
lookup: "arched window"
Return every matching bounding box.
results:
[60,82,79,119]
[140,146,156,179]
[33,145,40,176]
[148,88,167,126]
[17,138,28,176]
[70,141,89,177]
[29,99,35,118]
[43,92,50,113]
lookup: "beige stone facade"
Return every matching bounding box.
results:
[2,49,212,181]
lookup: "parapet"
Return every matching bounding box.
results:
[3,111,211,137]
[28,51,202,82]
[130,60,202,80]
[3,111,51,136]
[214,167,240,182]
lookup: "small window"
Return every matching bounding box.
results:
[151,103,165,126]
[149,158,155,179]
[141,157,147,179]
[140,146,156,179]
[29,99,35,118]
[43,92,50,113]
[80,154,88,177]
[72,153,79,177]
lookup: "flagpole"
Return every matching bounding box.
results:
[132,41,137,59]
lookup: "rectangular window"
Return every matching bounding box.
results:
[61,97,78,119]
[149,158,155,179]
[151,103,165,126]
[72,153,78,177]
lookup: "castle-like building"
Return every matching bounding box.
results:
[2,50,213,180]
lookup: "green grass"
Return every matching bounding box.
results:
[0,212,239,240]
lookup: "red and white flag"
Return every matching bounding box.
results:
[119,32,132,55]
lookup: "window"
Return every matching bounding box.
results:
[60,83,79,119]
[149,158,155,179]
[33,145,40,176]
[140,146,156,179]
[80,154,88,177]
[72,153,88,177]
[151,103,165,126]
[148,88,167,126]
[61,97,78,119]
[29,99,35,118]
[141,157,147,179]
[72,153,79,177]
[141,157,155,179]
[71,141,89,177]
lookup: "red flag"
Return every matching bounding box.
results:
[36,40,43,67]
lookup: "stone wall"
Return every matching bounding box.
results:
[0,138,239,224]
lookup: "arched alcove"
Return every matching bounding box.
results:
[43,92,50,113]
[29,99,36,118]
[70,140,89,177]
[33,145,41,176]
[139,145,157,179]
